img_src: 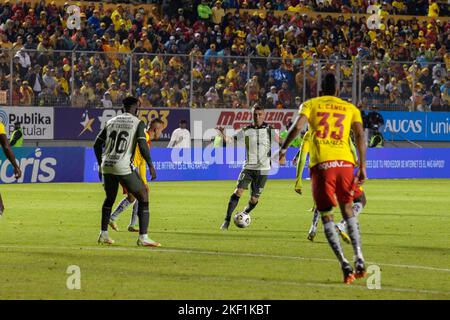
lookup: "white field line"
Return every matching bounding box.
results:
[0,244,449,274]
[1,244,449,296]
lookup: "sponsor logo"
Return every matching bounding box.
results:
[216,111,294,130]
[429,117,450,135]
[383,119,422,134]
[98,109,122,130]
[0,148,57,183]
[0,110,8,126]
[79,111,95,136]
[8,112,52,137]
[318,160,353,170]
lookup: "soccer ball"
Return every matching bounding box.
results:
[233,212,251,228]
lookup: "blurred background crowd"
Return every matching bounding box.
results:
[0,0,448,110]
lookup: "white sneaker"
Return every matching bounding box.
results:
[98,232,114,245]
[137,235,161,247]
[307,226,317,241]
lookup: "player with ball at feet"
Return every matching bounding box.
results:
[219,104,278,230]
[279,73,367,284]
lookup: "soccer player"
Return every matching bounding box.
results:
[280,73,367,284]
[219,104,278,230]
[0,122,22,215]
[93,96,160,247]
[109,118,164,232]
[295,131,366,242]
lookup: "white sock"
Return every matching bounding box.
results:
[339,202,364,228]
[352,202,363,216]
[139,234,148,240]
[100,230,109,237]
[110,198,134,221]
[129,202,139,226]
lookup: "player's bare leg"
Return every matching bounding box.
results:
[109,194,136,231]
[221,188,243,230]
[340,202,366,279]
[321,210,355,284]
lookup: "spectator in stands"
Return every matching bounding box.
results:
[19,80,33,106]
[0,0,447,111]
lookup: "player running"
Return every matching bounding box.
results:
[0,122,22,215]
[219,104,278,230]
[109,118,164,232]
[93,96,160,247]
[294,131,366,242]
[280,73,367,284]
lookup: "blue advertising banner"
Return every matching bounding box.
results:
[0,147,85,184]
[1,147,448,184]
[366,148,450,178]
[84,147,450,182]
[84,148,303,183]
[54,108,190,141]
[380,111,450,141]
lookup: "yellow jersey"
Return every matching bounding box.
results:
[428,3,439,17]
[133,132,150,184]
[0,123,6,135]
[299,96,362,168]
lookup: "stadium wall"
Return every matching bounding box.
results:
[1,147,450,184]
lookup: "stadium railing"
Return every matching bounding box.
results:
[0,48,447,112]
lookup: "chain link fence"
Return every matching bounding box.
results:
[0,48,448,111]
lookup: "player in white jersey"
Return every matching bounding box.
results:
[218,104,278,230]
[93,96,160,247]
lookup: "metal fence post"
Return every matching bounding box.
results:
[71,51,75,107]
[352,60,357,105]
[129,53,133,95]
[246,56,250,108]
[189,54,194,108]
[336,60,341,95]
[302,60,306,102]
[358,60,362,105]
[412,70,416,112]
[9,50,13,105]
[316,61,322,97]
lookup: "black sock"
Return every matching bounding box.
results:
[137,202,149,235]
[101,206,112,232]
[225,194,240,221]
[244,201,257,214]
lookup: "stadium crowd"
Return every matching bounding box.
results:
[0,0,448,110]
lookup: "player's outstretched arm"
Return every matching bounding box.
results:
[352,121,367,184]
[93,128,106,180]
[0,134,21,179]
[279,114,308,161]
[294,138,309,195]
[137,121,156,180]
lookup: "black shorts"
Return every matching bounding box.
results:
[236,169,268,198]
[103,172,146,201]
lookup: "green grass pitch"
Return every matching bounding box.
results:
[0,179,449,300]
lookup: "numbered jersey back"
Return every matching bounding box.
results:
[101,113,141,176]
[299,96,363,168]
